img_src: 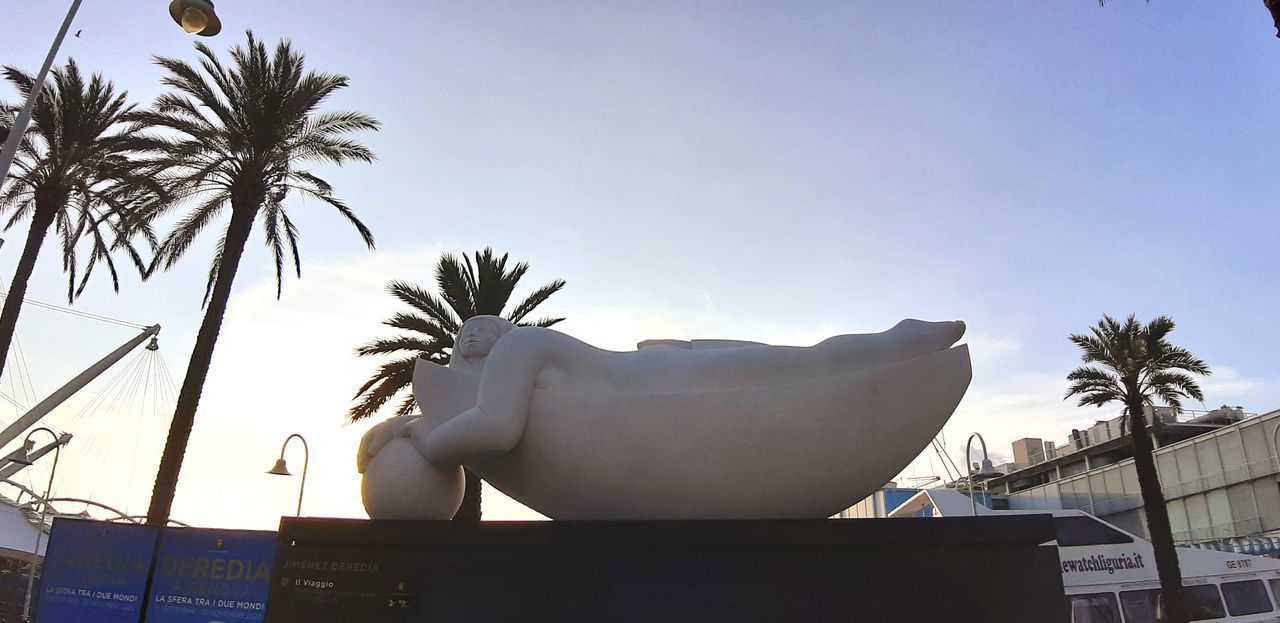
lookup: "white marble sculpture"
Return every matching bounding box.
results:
[358,315,972,520]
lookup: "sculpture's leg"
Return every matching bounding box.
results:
[814,319,966,372]
[682,319,966,389]
[415,327,566,466]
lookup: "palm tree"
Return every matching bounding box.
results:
[0,60,159,383]
[351,248,565,520]
[1065,314,1211,623]
[126,32,380,526]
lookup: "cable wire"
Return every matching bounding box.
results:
[0,292,148,330]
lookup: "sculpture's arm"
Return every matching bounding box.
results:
[690,339,768,350]
[356,415,419,474]
[637,339,691,349]
[637,338,768,350]
[415,326,582,466]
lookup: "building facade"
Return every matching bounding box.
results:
[991,408,1280,550]
[841,407,1280,554]
[837,485,921,519]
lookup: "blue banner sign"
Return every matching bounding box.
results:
[145,527,276,623]
[37,518,159,623]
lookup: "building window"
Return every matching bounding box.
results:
[1068,592,1120,623]
[1221,579,1273,616]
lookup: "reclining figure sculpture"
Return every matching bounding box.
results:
[358,315,971,520]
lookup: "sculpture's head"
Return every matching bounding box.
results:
[451,315,515,366]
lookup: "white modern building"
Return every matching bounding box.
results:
[984,407,1280,552]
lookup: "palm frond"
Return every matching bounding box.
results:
[0,59,156,301]
[507,279,566,324]
[201,227,228,307]
[1065,365,1125,407]
[523,316,566,328]
[350,249,566,421]
[1142,370,1206,406]
[435,252,477,319]
[383,312,455,342]
[392,394,417,417]
[355,335,441,357]
[386,280,459,330]
[127,31,379,301]
[347,355,418,421]
[1066,314,1211,423]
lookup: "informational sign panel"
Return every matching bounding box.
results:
[145,528,277,623]
[264,517,1069,622]
[37,518,159,623]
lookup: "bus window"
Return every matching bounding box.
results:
[1120,586,1226,622]
[1221,579,1273,616]
[1069,592,1120,623]
[1120,589,1161,622]
[1184,585,1227,621]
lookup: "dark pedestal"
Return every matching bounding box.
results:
[264,516,1067,623]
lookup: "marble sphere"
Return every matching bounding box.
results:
[361,437,463,520]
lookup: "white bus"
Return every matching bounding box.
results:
[888,488,1280,622]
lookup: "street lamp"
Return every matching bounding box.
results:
[168,0,222,36]
[965,432,1001,516]
[15,427,62,623]
[267,434,309,517]
[0,0,221,192]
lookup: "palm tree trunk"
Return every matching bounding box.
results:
[146,204,258,526]
[0,208,55,383]
[453,468,482,521]
[1127,394,1189,623]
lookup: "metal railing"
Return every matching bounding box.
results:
[1173,516,1266,545]
[1015,407,1257,467]
[1159,454,1280,500]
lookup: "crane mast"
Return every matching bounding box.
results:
[0,324,161,453]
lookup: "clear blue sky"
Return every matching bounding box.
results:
[2,1,1278,525]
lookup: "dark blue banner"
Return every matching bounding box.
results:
[145,528,276,623]
[37,518,158,623]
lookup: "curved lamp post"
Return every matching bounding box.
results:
[0,0,221,194]
[14,427,62,623]
[267,434,309,517]
[965,432,1001,516]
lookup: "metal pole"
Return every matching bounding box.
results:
[296,436,308,517]
[21,427,60,623]
[275,434,308,516]
[966,432,990,516]
[966,449,977,516]
[0,0,84,187]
